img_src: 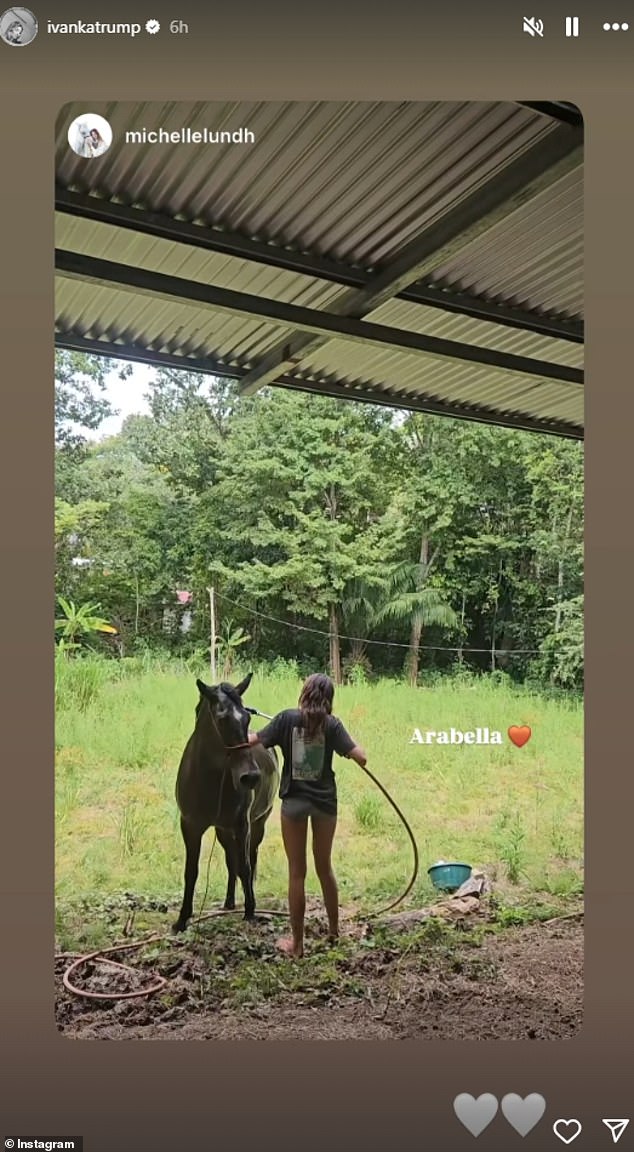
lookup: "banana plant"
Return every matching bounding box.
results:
[215,619,251,680]
[55,596,117,654]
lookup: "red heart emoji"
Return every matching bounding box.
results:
[508,725,531,747]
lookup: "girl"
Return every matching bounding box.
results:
[87,127,108,157]
[248,672,367,958]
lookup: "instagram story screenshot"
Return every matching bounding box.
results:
[0,4,631,1150]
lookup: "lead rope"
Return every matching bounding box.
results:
[60,706,419,1000]
[192,711,247,932]
[245,707,420,918]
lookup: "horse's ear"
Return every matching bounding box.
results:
[196,678,217,699]
[234,672,253,698]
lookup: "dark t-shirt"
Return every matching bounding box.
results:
[256,709,356,813]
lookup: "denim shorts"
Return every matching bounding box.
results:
[281,795,337,821]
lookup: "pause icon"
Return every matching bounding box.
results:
[565,16,580,35]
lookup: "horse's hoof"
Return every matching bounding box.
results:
[223,901,236,911]
[171,919,187,934]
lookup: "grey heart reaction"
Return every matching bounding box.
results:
[501,1093,547,1136]
[454,1093,499,1137]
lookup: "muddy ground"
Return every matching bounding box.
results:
[55,901,583,1040]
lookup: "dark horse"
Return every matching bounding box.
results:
[172,672,279,932]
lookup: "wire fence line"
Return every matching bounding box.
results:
[214,590,581,658]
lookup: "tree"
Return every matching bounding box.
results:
[538,594,584,689]
[123,368,238,495]
[55,350,129,451]
[371,562,458,684]
[205,391,399,683]
[53,355,584,690]
[371,415,473,680]
[55,496,109,598]
[526,439,584,631]
[57,436,192,651]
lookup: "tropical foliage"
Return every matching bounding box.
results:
[54,352,584,690]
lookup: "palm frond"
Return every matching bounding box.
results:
[373,587,457,628]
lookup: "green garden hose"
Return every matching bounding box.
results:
[247,707,420,918]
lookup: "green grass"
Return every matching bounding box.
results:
[55,656,583,947]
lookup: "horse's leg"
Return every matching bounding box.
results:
[235,801,256,921]
[216,826,238,910]
[249,815,266,884]
[172,818,204,933]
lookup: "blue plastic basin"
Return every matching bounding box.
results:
[427,862,472,892]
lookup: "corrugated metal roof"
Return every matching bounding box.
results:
[297,343,581,424]
[54,99,584,438]
[428,168,583,317]
[56,101,560,263]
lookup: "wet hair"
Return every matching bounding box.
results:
[298,673,334,740]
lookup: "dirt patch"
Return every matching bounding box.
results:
[55,910,583,1041]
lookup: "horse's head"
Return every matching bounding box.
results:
[195,673,261,789]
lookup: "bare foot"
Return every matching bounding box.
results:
[276,935,303,959]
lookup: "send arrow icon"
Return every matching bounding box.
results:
[603,1120,630,1144]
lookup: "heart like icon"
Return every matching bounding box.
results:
[501,1093,546,1137]
[553,1118,582,1144]
[508,725,531,747]
[453,1093,498,1137]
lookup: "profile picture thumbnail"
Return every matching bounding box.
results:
[67,114,113,159]
[0,6,38,45]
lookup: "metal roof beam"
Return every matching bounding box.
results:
[55,249,583,385]
[403,284,582,343]
[517,102,584,127]
[55,332,583,441]
[236,122,583,394]
[55,189,582,343]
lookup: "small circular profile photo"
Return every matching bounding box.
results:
[67,114,113,160]
[0,6,38,45]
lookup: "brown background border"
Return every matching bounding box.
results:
[1,3,631,1148]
